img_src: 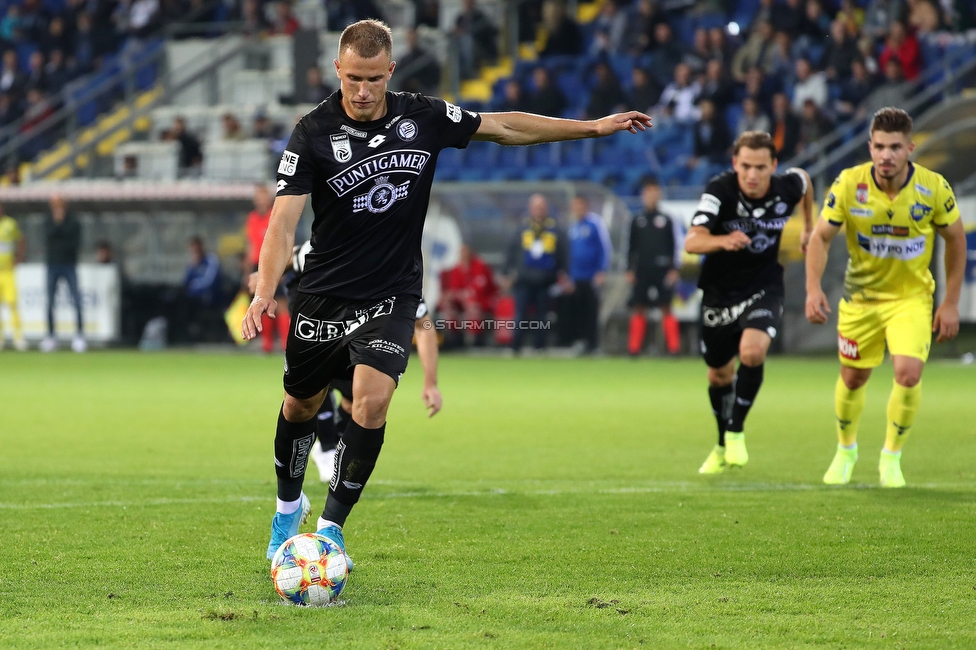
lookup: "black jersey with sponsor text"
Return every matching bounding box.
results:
[691,168,806,304]
[275,91,481,300]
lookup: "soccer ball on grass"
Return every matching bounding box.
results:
[270,533,349,606]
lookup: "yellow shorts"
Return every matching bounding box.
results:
[0,270,16,305]
[837,296,933,368]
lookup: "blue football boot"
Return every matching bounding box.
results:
[316,519,354,572]
[266,493,311,560]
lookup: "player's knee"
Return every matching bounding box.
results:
[707,366,734,387]
[894,367,922,388]
[282,394,320,423]
[352,392,390,428]
[738,344,766,367]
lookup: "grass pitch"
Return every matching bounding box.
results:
[1,351,975,649]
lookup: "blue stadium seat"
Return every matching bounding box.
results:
[15,42,38,74]
[558,139,594,166]
[497,145,528,168]
[725,104,743,135]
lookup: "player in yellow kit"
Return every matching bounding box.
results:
[805,108,967,487]
[0,204,27,351]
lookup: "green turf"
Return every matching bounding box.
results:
[1,351,975,648]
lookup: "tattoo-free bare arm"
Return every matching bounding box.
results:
[473,111,651,146]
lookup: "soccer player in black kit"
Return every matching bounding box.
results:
[685,132,813,474]
[241,19,652,564]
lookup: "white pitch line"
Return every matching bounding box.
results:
[0,495,267,510]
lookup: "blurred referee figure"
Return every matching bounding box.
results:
[566,195,611,353]
[242,19,652,565]
[625,177,683,356]
[41,194,86,353]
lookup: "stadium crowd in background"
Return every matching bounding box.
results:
[438,243,498,349]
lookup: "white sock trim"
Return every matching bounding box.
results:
[276,497,302,515]
[840,443,857,451]
[317,517,341,531]
[881,448,901,458]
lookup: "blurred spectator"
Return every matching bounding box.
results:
[770,92,800,159]
[879,21,921,81]
[655,62,700,123]
[799,0,831,41]
[863,0,898,38]
[246,184,273,273]
[252,109,283,140]
[95,240,114,264]
[771,0,805,36]
[527,67,566,117]
[768,31,795,80]
[303,65,333,104]
[689,99,732,167]
[707,27,735,70]
[454,0,498,78]
[857,34,880,75]
[685,28,711,75]
[45,50,71,91]
[503,193,568,352]
[397,28,440,95]
[732,20,776,82]
[20,89,54,159]
[221,113,245,141]
[0,92,20,128]
[622,0,663,55]
[114,0,162,40]
[791,58,827,112]
[592,0,627,55]
[628,67,661,113]
[741,67,774,114]
[162,116,202,176]
[540,0,583,57]
[751,0,775,30]
[414,0,439,28]
[41,194,85,353]
[864,57,911,116]
[699,59,734,112]
[837,0,865,36]
[908,0,942,34]
[0,51,25,101]
[184,236,223,307]
[19,0,48,43]
[270,1,300,36]
[648,23,686,85]
[626,177,681,356]
[566,196,611,353]
[497,79,530,111]
[239,0,269,34]
[835,58,878,120]
[0,6,20,43]
[326,0,384,31]
[797,98,833,154]
[824,19,859,80]
[41,16,71,55]
[439,243,498,348]
[736,96,771,135]
[585,61,625,119]
[24,50,46,93]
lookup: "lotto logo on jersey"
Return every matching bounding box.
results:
[838,334,860,360]
[278,150,300,175]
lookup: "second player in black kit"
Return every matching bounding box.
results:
[686,131,812,474]
[242,19,652,566]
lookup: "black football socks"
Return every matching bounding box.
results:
[274,405,316,502]
[708,384,734,446]
[727,363,764,434]
[321,420,385,527]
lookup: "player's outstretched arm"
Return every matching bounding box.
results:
[684,225,751,254]
[934,218,966,343]
[798,169,815,253]
[804,218,841,325]
[414,315,442,417]
[472,111,651,146]
[242,194,307,341]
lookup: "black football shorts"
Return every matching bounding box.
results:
[699,289,783,368]
[283,292,419,399]
[628,269,673,308]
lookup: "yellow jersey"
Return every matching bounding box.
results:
[821,161,959,302]
[0,214,22,273]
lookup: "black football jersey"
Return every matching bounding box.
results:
[627,208,680,274]
[275,91,481,300]
[691,168,806,304]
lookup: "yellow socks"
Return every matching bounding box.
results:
[834,376,867,447]
[884,380,921,453]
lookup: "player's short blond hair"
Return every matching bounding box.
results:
[869,107,913,137]
[338,19,393,59]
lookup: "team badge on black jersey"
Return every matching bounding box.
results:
[330,134,352,162]
[396,119,418,141]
